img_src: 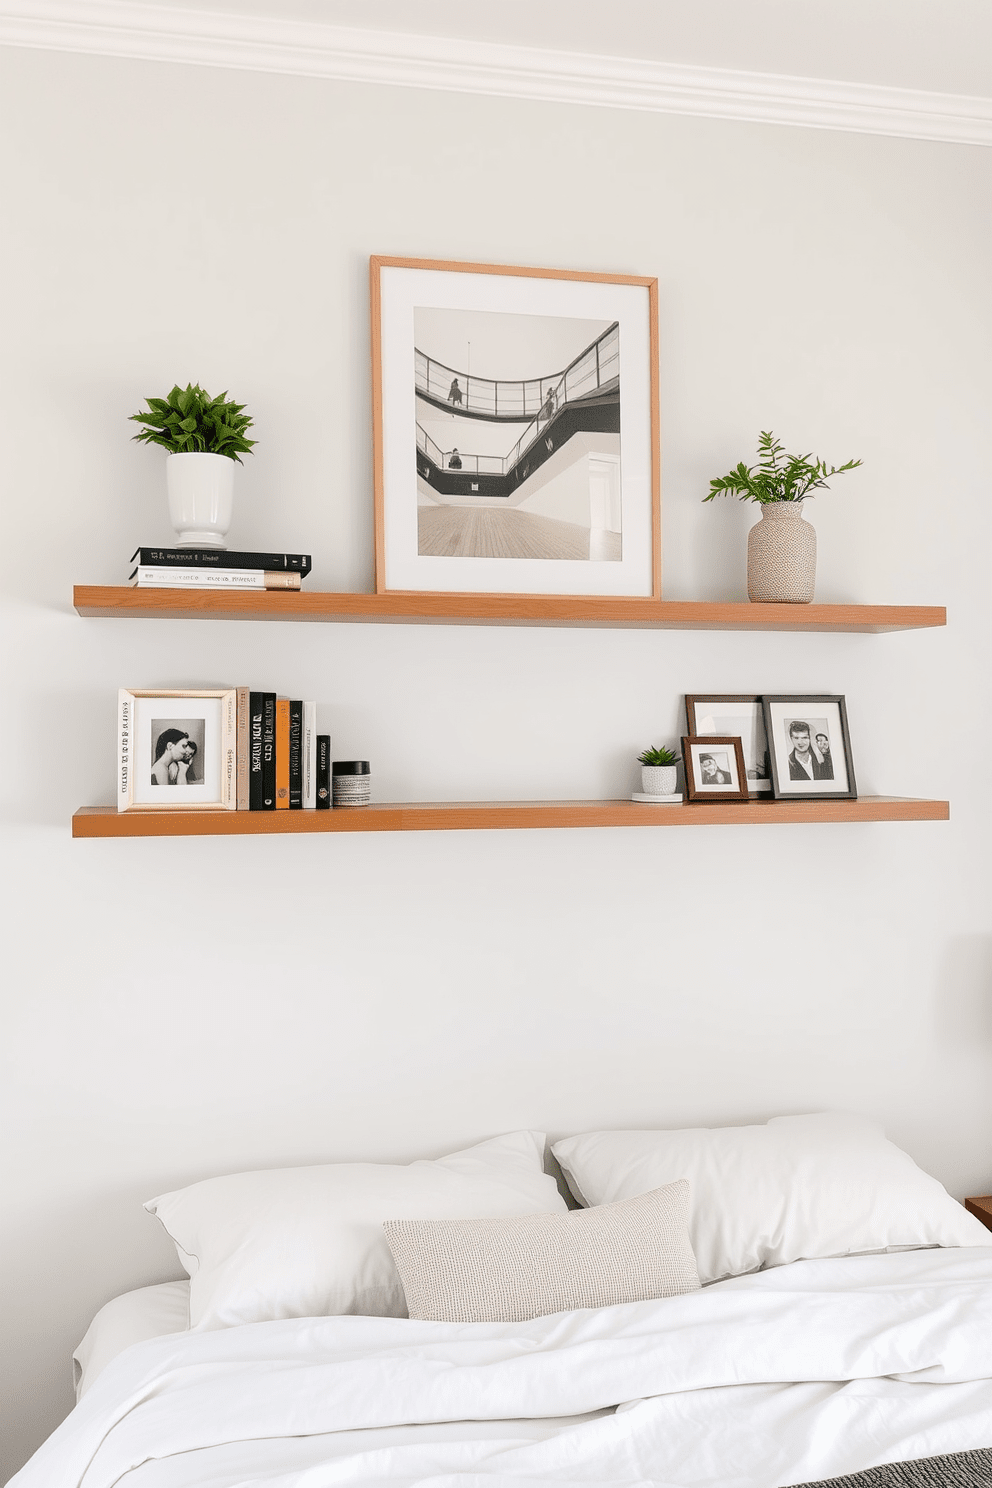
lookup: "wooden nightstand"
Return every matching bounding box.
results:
[965,1195,992,1233]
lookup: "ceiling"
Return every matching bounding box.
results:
[124,0,992,98]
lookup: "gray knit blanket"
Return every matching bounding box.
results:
[792,1449,992,1488]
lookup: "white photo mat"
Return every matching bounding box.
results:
[118,690,236,811]
[374,260,658,597]
[689,698,772,794]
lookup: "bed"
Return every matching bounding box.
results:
[13,1116,992,1488]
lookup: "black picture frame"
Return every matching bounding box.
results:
[761,695,857,800]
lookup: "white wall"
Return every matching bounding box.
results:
[1,42,991,1484]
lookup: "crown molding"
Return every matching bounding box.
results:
[2,1,991,147]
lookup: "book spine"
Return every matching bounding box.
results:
[261,693,276,810]
[302,701,317,809]
[236,687,250,810]
[289,701,303,809]
[131,548,312,575]
[275,700,290,809]
[316,735,331,808]
[249,692,264,810]
[131,567,300,590]
[220,690,237,810]
[117,689,134,812]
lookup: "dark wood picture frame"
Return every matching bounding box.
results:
[684,693,772,798]
[681,735,749,802]
[761,695,857,800]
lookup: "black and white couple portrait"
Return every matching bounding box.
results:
[698,750,733,785]
[151,720,203,787]
[785,719,834,782]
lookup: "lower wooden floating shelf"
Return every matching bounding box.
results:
[72,797,949,839]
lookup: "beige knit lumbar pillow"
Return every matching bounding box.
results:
[383,1180,699,1323]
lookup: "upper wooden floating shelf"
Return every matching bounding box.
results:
[72,797,949,839]
[72,588,946,634]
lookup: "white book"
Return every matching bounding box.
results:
[302,701,317,808]
[131,567,300,590]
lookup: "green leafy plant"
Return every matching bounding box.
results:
[637,744,679,766]
[129,383,257,461]
[704,430,861,505]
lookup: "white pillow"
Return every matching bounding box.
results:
[552,1112,990,1286]
[146,1131,567,1330]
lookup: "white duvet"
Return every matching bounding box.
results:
[14,1248,992,1488]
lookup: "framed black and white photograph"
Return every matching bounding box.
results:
[762,695,857,800]
[117,689,237,812]
[371,256,660,600]
[681,735,749,802]
[685,695,772,796]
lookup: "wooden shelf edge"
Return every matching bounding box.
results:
[72,588,947,634]
[72,797,950,838]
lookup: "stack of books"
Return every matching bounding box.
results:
[129,547,312,591]
[238,692,331,809]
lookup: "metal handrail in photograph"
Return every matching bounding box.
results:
[415,322,619,421]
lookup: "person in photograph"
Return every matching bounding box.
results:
[447,377,463,407]
[815,731,834,779]
[699,752,732,785]
[540,386,556,422]
[152,728,194,787]
[448,448,463,470]
[787,721,831,781]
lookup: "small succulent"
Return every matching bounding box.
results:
[637,744,680,766]
[704,430,861,505]
[130,383,257,461]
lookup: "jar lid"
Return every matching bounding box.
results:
[332,760,370,774]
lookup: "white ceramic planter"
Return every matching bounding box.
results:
[747,501,816,603]
[641,764,678,796]
[166,452,235,547]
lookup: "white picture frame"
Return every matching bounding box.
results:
[118,689,237,812]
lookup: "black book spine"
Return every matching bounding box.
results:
[288,702,303,809]
[316,735,331,809]
[249,692,264,810]
[130,548,312,576]
[261,693,276,810]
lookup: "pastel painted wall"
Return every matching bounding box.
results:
[1,40,991,1484]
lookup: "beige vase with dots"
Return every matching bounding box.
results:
[747,502,816,603]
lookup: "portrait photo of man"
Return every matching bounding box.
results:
[786,720,831,781]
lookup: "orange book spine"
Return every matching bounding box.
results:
[275,699,290,809]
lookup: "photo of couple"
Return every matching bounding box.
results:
[784,718,834,782]
[151,720,203,787]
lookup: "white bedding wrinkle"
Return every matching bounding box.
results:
[12,1248,992,1488]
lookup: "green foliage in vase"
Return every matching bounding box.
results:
[704,430,861,505]
[129,383,257,461]
[637,744,680,766]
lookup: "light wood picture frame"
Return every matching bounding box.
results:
[118,689,236,812]
[682,735,750,802]
[371,255,660,602]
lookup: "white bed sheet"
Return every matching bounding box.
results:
[25,1247,992,1488]
[73,1281,190,1399]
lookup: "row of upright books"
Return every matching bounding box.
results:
[242,693,328,809]
[129,547,311,591]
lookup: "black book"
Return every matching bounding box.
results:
[261,693,276,810]
[289,702,303,809]
[129,547,312,577]
[316,735,331,809]
[249,691,265,811]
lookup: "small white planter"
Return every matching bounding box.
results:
[166,452,235,547]
[641,764,678,796]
